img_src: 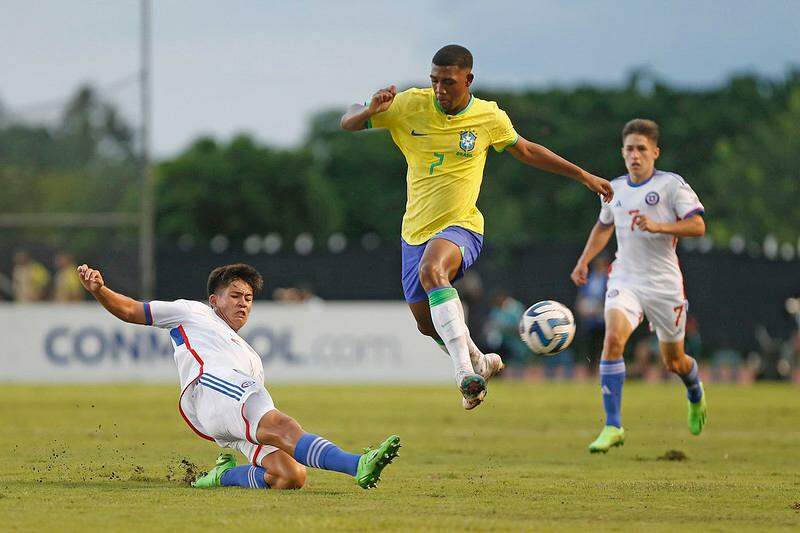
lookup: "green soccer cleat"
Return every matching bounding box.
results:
[355,435,401,489]
[588,425,625,454]
[191,453,236,488]
[688,383,707,435]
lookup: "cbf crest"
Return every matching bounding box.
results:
[459,129,477,152]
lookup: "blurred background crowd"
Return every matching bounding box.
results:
[5,245,798,384]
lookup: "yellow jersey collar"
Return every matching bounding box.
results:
[433,93,474,117]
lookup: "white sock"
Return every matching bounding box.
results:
[454,297,488,375]
[467,337,487,376]
[435,340,449,357]
[428,287,474,382]
[436,306,484,362]
[436,336,488,376]
[434,296,487,375]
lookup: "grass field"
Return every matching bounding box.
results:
[2,381,799,531]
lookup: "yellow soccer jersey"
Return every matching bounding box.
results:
[367,87,518,244]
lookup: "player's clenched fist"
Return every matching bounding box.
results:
[570,262,589,286]
[77,264,105,294]
[368,85,397,114]
[633,214,662,233]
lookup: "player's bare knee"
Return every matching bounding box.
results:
[288,464,307,489]
[418,261,447,290]
[663,357,686,374]
[603,332,626,356]
[257,410,304,446]
[274,412,303,437]
[271,464,306,490]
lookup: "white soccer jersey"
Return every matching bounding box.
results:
[144,299,276,457]
[599,170,704,290]
[144,299,264,389]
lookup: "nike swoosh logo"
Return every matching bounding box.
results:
[410,130,428,136]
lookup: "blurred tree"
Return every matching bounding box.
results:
[305,110,407,239]
[702,85,800,244]
[3,71,799,252]
[156,134,343,241]
[0,85,138,215]
[0,85,139,252]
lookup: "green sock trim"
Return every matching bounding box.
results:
[428,287,458,308]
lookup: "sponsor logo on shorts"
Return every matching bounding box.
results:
[645,191,660,205]
[241,381,255,388]
[607,289,619,298]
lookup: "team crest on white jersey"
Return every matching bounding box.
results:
[645,191,660,205]
[459,130,477,152]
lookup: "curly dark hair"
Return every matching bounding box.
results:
[207,263,264,296]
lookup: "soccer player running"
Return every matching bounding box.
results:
[77,262,400,489]
[341,45,613,409]
[570,119,708,453]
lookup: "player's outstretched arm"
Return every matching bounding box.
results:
[77,264,146,325]
[571,222,614,286]
[340,85,397,131]
[633,214,705,237]
[507,137,614,202]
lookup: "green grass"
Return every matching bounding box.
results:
[2,382,799,531]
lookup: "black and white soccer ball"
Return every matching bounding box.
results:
[518,300,576,356]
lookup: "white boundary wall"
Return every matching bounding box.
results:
[0,302,451,383]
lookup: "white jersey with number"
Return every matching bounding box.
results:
[599,170,704,291]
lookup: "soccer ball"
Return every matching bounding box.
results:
[518,300,576,356]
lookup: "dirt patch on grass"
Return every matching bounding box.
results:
[167,458,204,485]
[128,465,158,482]
[657,450,688,461]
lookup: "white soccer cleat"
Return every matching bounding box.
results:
[459,355,504,410]
[457,373,486,409]
[462,396,482,410]
[478,353,505,381]
[458,372,487,410]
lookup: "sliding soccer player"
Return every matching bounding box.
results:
[78,262,399,489]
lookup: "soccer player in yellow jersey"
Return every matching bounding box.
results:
[341,45,613,409]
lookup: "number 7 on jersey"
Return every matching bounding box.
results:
[673,304,684,327]
[429,152,444,175]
